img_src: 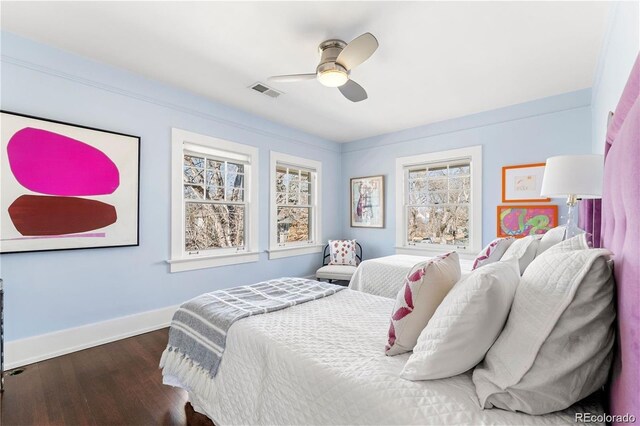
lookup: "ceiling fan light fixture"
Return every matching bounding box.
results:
[268,32,377,102]
[317,69,349,87]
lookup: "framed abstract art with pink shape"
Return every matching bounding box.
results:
[0,111,140,253]
[496,205,558,238]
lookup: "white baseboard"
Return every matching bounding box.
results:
[5,304,179,370]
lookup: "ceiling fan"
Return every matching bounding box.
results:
[268,33,379,103]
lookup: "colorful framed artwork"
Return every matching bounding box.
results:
[502,163,551,203]
[350,175,384,228]
[1,111,140,254]
[497,205,558,238]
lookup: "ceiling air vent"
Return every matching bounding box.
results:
[249,82,283,99]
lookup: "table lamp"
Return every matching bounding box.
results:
[540,154,603,239]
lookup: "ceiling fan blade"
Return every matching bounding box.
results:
[268,73,316,83]
[336,32,379,70]
[339,79,368,102]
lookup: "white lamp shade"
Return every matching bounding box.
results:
[541,154,604,199]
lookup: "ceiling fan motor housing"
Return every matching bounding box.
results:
[316,39,349,86]
[318,39,347,67]
[316,61,348,76]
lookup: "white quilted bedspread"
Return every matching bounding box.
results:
[349,255,475,299]
[164,289,602,425]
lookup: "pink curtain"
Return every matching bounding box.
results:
[579,199,601,247]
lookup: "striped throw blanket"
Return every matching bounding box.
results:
[161,277,345,378]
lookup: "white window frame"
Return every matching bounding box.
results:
[168,128,259,272]
[268,151,323,260]
[395,146,482,258]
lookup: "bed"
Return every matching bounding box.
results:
[349,254,475,298]
[162,56,639,425]
[163,289,603,425]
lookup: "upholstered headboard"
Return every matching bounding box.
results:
[601,54,639,423]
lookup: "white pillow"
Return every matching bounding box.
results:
[535,225,566,256]
[385,252,461,356]
[328,239,357,266]
[545,232,588,255]
[472,237,515,270]
[400,259,520,380]
[472,244,615,414]
[501,235,540,274]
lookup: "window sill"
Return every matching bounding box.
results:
[267,244,324,260]
[395,246,478,260]
[167,251,260,272]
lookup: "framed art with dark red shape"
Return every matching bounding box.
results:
[501,163,551,203]
[497,205,558,238]
[0,110,140,254]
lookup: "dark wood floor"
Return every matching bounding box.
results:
[1,328,192,426]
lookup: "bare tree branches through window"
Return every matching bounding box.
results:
[275,166,312,244]
[184,154,246,251]
[406,162,471,247]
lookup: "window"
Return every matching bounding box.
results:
[183,155,245,251]
[406,162,471,246]
[395,146,482,255]
[268,152,322,259]
[169,129,259,272]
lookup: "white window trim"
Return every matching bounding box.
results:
[168,128,259,272]
[395,145,482,257]
[268,151,323,260]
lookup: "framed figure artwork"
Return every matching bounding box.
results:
[350,175,384,228]
[502,163,550,203]
[497,205,558,238]
[0,111,140,254]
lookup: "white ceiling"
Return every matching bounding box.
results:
[0,1,609,143]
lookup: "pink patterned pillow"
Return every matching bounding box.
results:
[472,237,515,270]
[385,252,461,356]
[328,239,357,266]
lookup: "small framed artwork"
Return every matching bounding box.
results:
[497,205,558,238]
[1,110,140,254]
[350,175,384,228]
[502,163,550,203]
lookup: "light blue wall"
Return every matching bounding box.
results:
[591,1,639,154]
[0,31,597,342]
[0,32,342,341]
[340,91,593,259]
